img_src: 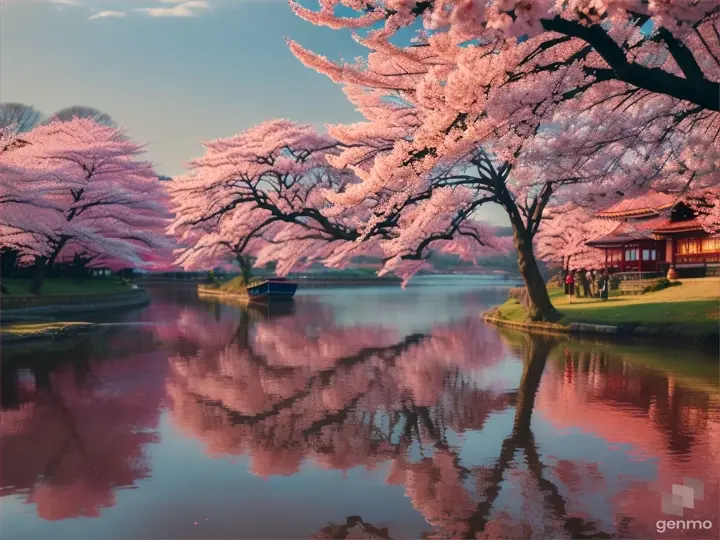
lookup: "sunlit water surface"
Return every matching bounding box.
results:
[1,276,718,540]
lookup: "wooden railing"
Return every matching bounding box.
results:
[676,253,720,265]
[613,271,663,281]
[618,279,656,295]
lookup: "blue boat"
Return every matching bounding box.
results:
[246,277,298,301]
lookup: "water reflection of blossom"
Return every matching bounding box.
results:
[1,346,165,521]
[167,313,509,465]
[4,294,718,540]
[167,310,512,537]
[168,320,719,539]
[535,346,720,539]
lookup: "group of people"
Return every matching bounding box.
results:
[564,268,610,300]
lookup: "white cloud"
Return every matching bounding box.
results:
[88,10,126,20]
[17,0,260,19]
[48,0,81,10]
[134,1,210,17]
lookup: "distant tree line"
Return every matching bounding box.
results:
[0,102,171,294]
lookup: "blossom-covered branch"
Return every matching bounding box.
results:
[168,120,508,283]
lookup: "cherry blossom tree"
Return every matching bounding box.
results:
[17,118,171,293]
[289,1,719,111]
[0,126,61,274]
[535,203,617,271]
[169,120,508,283]
[284,1,719,319]
[168,120,365,279]
[684,189,720,236]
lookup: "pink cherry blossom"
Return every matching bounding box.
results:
[168,119,508,282]
[285,0,719,319]
[1,118,171,289]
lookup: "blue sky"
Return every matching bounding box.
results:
[0,0,509,224]
[0,0,368,175]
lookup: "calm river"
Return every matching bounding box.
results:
[1,276,718,540]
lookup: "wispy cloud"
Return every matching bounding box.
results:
[134,0,211,17]
[17,0,267,20]
[48,0,82,10]
[88,10,126,20]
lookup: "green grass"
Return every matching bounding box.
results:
[492,278,719,337]
[219,276,249,293]
[199,276,249,296]
[495,298,529,321]
[1,277,129,297]
[559,299,717,328]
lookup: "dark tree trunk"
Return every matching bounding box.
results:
[71,254,89,283]
[72,255,81,282]
[236,254,253,284]
[32,239,68,293]
[495,177,558,322]
[1,249,18,277]
[30,239,67,294]
[30,256,48,295]
[1,250,18,294]
[513,228,559,322]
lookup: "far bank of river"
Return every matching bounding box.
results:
[1,288,150,324]
[4,275,715,350]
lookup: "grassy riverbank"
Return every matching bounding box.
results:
[489,278,719,339]
[198,276,248,295]
[1,278,149,323]
[2,277,129,297]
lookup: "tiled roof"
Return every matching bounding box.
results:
[651,217,704,234]
[596,192,677,218]
[586,216,667,247]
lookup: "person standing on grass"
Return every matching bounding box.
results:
[575,269,584,298]
[565,271,574,298]
[591,270,598,297]
[574,270,582,298]
[583,268,592,298]
[600,269,610,301]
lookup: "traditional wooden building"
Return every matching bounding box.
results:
[652,203,720,271]
[586,193,718,277]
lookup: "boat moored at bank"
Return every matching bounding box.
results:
[245,277,298,301]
